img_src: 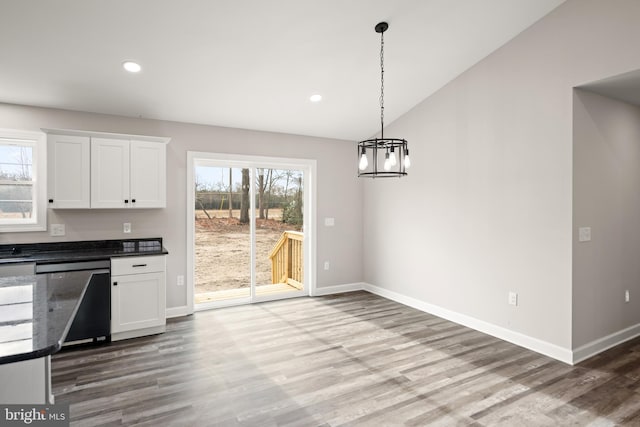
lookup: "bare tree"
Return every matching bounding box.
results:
[265,169,282,219]
[239,168,250,223]
[257,168,265,219]
[16,147,32,218]
[228,168,233,218]
[194,174,211,219]
[281,170,293,223]
[294,176,303,222]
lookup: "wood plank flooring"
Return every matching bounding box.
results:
[52,291,640,426]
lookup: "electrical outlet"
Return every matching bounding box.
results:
[625,290,630,303]
[177,275,184,286]
[123,223,131,233]
[324,261,330,270]
[50,224,65,236]
[508,291,518,306]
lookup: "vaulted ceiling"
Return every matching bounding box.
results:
[0,0,565,140]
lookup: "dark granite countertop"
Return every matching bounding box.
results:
[0,271,93,364]
[0,238,168,265]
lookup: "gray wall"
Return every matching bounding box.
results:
[363,0,640,350]
[573,89,640,348]
[0,103,363,309]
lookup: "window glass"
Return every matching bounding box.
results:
[0,145,34,220]
[0,130,46,232]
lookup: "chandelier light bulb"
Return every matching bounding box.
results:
[383,152,391,171]
[359,151,369,171]
[389,147,397,166]
[404,149,411,169]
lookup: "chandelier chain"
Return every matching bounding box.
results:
[380,30,385,136]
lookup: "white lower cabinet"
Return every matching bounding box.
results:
[111,255,166,341]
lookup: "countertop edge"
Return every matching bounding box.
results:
[0,344,60,365]
[0,248,168,265]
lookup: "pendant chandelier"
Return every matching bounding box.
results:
[358,22,410,178]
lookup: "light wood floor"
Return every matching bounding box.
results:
[52,291,640,426]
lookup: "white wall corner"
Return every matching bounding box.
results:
[166,305,191,319]
[572,323,640,365]
[313,282,365,296]
[363,283,574,365]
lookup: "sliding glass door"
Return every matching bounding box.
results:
[193,166,251,305]
[254,168,304,299]
[187,153,314,311]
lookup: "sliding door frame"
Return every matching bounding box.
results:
[186,151,317,314]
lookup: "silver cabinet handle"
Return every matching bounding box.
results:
[132,264,147,267]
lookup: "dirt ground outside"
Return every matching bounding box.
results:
[195,208,302,294]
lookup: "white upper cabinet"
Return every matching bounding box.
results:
[47,134,90,208]
[129,140,166,208]
[91,138,130,208]
[44,129,169,209]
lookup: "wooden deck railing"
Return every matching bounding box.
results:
[268,231,303,289]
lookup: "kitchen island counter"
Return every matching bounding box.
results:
[0,270,93,404]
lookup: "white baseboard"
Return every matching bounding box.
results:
[313,282,365,296]
[572,323,640,364]
[363,283,574,365]
[166,305,191,318]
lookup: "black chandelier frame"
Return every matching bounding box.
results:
[357,137,408,178]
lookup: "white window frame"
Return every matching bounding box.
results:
[0,129,47,232]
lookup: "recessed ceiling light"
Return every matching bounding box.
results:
[309,94,322,103]
[123,61,142,73]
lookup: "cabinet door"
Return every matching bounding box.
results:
[111,271,166,334]
[47,134,90,208]
[91,138,130,208]
[130,140,166,208]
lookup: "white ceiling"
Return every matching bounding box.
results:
[0,0,565,141]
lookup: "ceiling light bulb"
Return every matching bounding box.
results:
[383,152,391,171]
[404,149,411,169]
[389,147,397,166]
[123,61,142,73]
[310,94,322,102]
[359,151,368,170]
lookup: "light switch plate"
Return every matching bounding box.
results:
[578,227,591,242]
[324,218,335,227]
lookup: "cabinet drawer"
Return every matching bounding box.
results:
[111,255,165,275]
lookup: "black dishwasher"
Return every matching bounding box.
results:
[36,260,111,344]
